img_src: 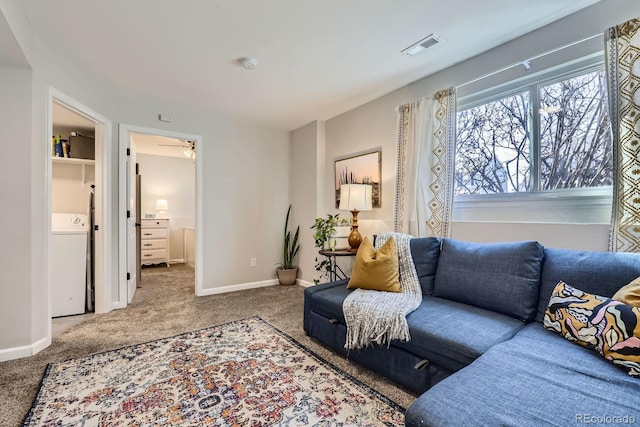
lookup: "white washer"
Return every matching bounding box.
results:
[51,213,88,317]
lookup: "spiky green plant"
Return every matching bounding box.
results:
[280,204,300,270]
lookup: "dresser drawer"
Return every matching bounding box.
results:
[141,219,169,229]
[140,218,170,266]
[141,239,167,250]
[141,228,167,239]
[141,249,168,261]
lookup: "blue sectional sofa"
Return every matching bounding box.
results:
[303,238,640,426]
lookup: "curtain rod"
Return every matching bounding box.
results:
[456,33,602,90]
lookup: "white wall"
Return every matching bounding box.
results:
[115,95,290,291]
[51,163,95,214]
[0,67,33,350]
[320,0,640,252]
[0,0,32,66]
[28,36,119,353]
[451,222,610,251]
[2,0,636,359]
[0,2,290,357]
[290,121,324,283]
[136,153,195,262]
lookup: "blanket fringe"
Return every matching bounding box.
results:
[345,313,411,350]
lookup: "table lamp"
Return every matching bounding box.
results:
[339,184,372,251]
[155,199,168,218]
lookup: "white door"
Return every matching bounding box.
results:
[126,137,137,303]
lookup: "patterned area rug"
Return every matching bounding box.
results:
[24,317,404,426]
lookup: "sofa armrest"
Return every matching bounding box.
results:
[303,279,348,334]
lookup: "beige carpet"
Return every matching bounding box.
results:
[0,264,416,426]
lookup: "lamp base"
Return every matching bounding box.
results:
[347,209,362,251]
[348,228,362,252]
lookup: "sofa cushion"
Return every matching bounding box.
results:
[394,296,525,372]
[536,248,640,322]
[347,237,400,292]
[304,280,351,325]
[405,323,640,427]
[305,284,524,373]
[614,276,640,307]
[409,237,441,295]
[544,281,640,377]
[433,239,544,321]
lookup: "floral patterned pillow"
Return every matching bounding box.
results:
[544,281,640,377]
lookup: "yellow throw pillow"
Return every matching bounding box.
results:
[613,276,640,307]
[347,237,401,292]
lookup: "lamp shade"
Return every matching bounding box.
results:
[339,184,372,211]
[155,199,168,211]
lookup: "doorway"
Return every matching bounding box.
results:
[47,88,113,340]
[118,125,203,304]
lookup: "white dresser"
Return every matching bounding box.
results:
[141,218,170,266]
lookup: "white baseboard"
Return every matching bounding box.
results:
[198,279,279,296]
[0,336,51,362]
[169,258,185,264]
[297,279,315,288]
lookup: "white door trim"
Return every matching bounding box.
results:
[46,87,113,340]
[118,124,204,302]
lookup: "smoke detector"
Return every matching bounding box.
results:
[237,56,258,70]
[401,34,441,56]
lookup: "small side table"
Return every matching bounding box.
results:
[318,249,357,282]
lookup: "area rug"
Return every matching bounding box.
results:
[23,316,404,426]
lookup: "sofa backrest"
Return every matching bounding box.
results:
[409,237,441,295]
[535,247,640,323]
[433,239,544,321]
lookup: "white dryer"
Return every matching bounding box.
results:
[51,213,88,317]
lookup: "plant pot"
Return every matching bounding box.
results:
[276,266,299,286]
[329,226,351,250]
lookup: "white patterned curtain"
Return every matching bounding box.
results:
[606,18,640,252]
[394,88,456,237]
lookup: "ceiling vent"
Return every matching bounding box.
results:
[401,34,441,56]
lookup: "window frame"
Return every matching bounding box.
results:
[453,53,612,223]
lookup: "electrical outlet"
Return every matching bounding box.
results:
[250,257,257,267]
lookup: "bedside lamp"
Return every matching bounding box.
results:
[339,184,372,251]
[155,199,168,218]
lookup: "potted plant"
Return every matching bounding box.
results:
[311,214,339,250]
[311,214,352,251]
[311,214,353,284]
[276,204,300,286]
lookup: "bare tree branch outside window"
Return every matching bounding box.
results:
[455,92,530,195]
[455,68,612,196]
[539,70,612,189]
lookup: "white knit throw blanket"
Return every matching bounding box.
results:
[343,232,421,350]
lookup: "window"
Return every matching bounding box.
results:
[539,71,612,190]
[456,91,531,194]
[455,66,612,197]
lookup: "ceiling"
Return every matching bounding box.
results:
[21,0,600,131]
